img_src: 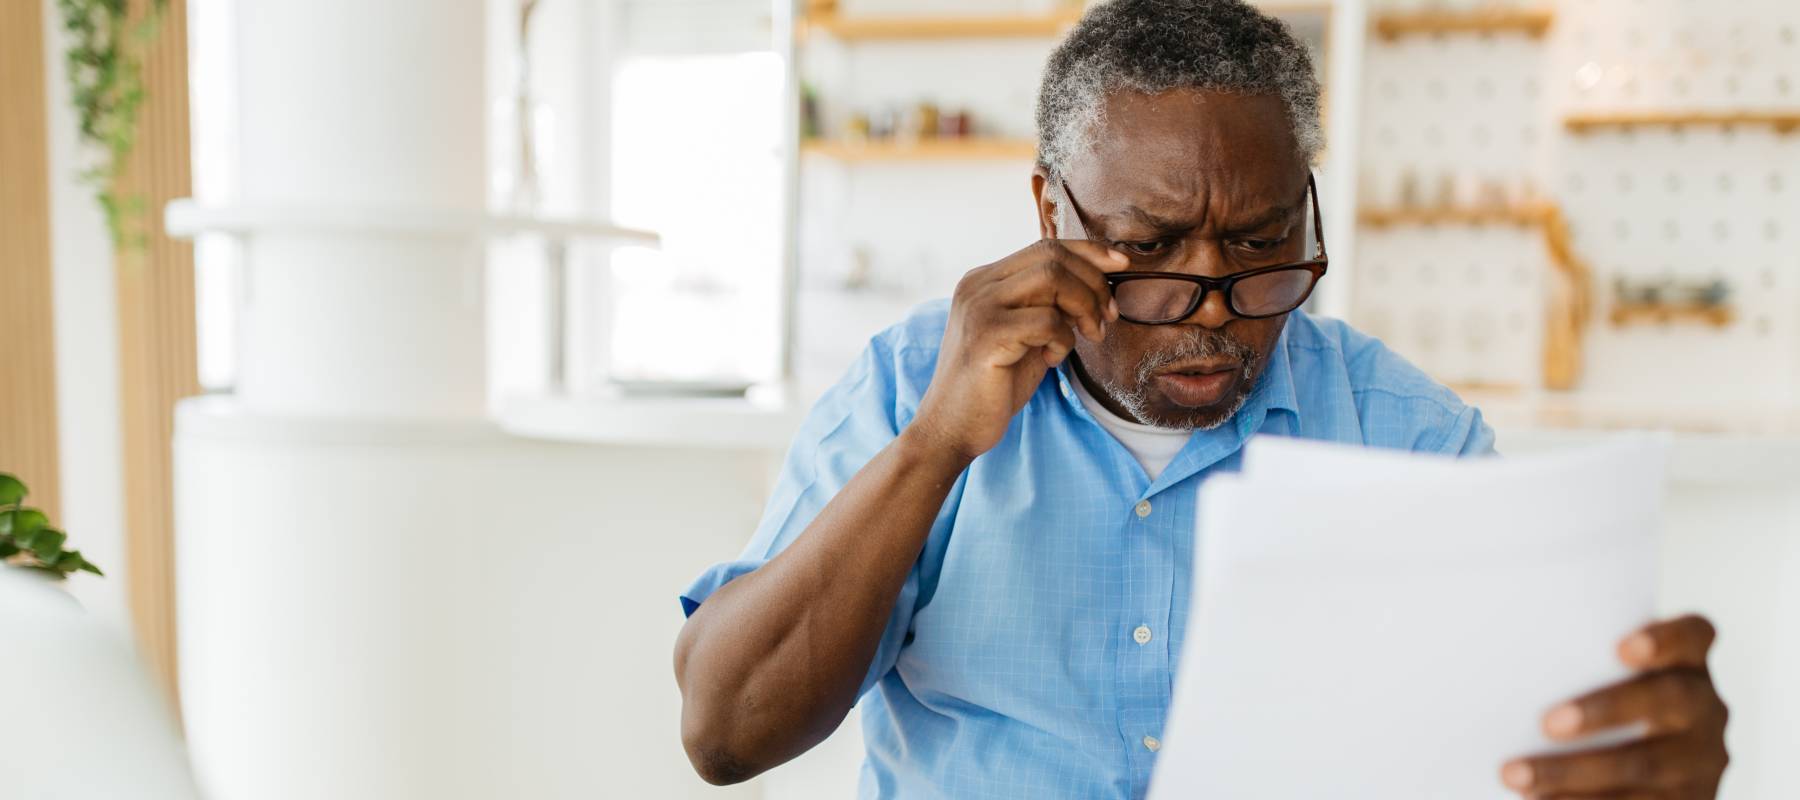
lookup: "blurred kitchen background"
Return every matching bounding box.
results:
[2,0,1796,798]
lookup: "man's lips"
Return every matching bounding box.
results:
[1151,360,1243,408]
[1154,359,1240,378]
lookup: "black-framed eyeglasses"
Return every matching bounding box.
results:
[1059,173,1329,325]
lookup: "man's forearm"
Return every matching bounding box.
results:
[673,427,970,784]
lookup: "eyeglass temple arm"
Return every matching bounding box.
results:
[1057,179,1088,240]
[1308,172,1326,261]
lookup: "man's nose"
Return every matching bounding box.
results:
[1175,243,1235,329]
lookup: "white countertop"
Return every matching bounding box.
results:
[185,387,1800,484]
[496,389,807,452]
[1465,390,1800,488]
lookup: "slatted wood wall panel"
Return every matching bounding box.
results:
[0,0,63,522]
[116,0,199,704]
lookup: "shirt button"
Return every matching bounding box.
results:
[1135,500,1152,518]
[1133,625,1152,645]
[1143,735,1161,752]
[1061,382,1072,398]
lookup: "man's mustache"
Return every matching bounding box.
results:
[1133,332,1258,385]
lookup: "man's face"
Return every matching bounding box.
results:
[1033,88,1311,430]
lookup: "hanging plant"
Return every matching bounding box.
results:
[0,474,103,580]
[56,0,171,250]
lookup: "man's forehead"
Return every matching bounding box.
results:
[1093,88,1297,163]
[1067,88,1303,213]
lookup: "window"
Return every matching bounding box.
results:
[605,50,786,387]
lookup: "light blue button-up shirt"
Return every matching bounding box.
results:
[681,301,1495,799]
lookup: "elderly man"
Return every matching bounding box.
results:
[673,1,1729,797]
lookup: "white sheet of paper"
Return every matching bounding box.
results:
[1149,435,1667,799]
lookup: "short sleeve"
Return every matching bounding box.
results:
[678,329,957,698]
[1440,405,1499,457]
[1294,313,1499,459]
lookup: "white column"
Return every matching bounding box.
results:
[230,0,487,418]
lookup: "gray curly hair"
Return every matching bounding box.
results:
[1035,0,1324,180]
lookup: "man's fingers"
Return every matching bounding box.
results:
[992,238,1126,274]
[1501,735,1722,794]
[992,239,1126,279]
[991,256,1113,340]
[1048,238,1131,273]
[1619,615,1716,671]
[1044,250,1117,318]
[980,308,1077,369]
[1026,240,1122,297]
[1041,337,1075,368]
[1544,669,1721,741]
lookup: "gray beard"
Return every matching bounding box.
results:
[1091,332,1259,431]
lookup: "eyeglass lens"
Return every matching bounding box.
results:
[1112,268,1319,323]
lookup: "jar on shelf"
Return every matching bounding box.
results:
[845,112,871,143]
[911,101,941,141]
[939,109,972,139]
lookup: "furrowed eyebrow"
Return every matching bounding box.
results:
[1092,186,1310,237]
[1116,205,1191,233]
[1223,200,1304,236]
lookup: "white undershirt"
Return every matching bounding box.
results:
[1070,373,1192,481]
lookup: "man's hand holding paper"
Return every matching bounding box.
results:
[1505,614,1729,798]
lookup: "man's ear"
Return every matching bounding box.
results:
[1031,165,1059,240]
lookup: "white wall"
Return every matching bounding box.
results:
[42,0,130,634]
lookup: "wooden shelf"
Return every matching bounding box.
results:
[1358,204,1553,228]
[1565,110,1800,135]
[1610,303,1736,328]
[800,10,1082,41]
[1372,8,1554,40]
[1445,381,1527,397]
[1251,1,1336,14]
[801,138,1039,162]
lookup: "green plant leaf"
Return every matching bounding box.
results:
[79,558,104,577]
[56,0,170,249]
[0,541,17,559]
[0,474,25,506]
[31,528,67,562]
[0,508,50,544]
[53,550,92,576]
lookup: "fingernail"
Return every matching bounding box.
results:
[1623,632,1656,664]
[1108,298,1121,320]
[1544,703,1583,738]
[1110,250,1129,264]
[1500,761,1534,790]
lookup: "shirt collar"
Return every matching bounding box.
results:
[1251,321,1302,425]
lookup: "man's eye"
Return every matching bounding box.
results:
[1118,240,1169,256]
[1234,238,1281,254]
